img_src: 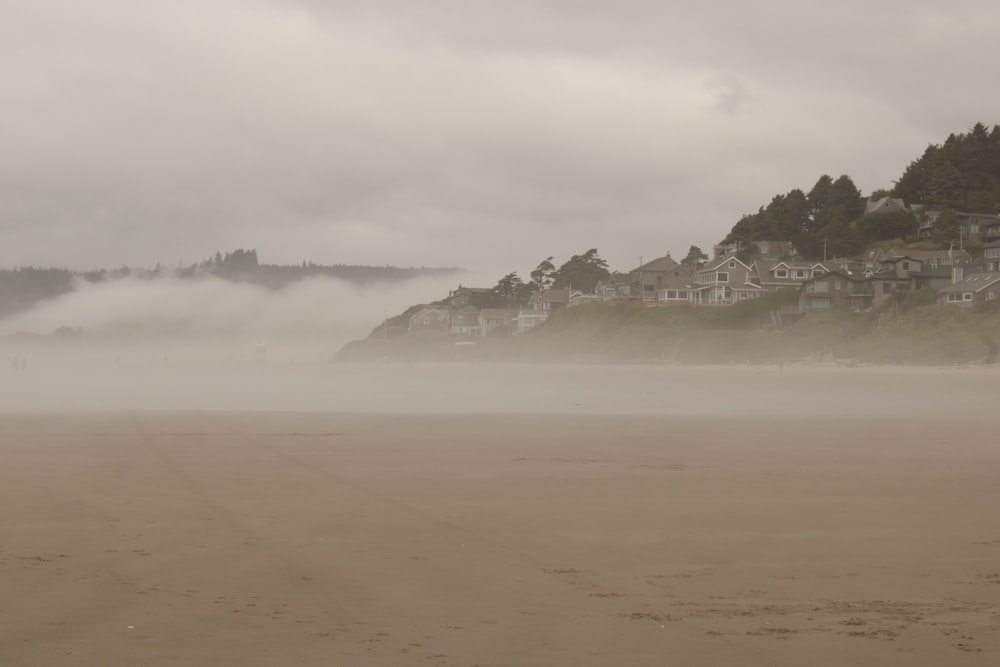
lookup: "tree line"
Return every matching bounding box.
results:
[0,250,460,321]
[723,122,1000,259]
[465,249,613,309]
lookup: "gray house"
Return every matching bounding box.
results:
[629,254,694,303]
[408,307,450,336]
[938,271,1000,307]
[692,256,763,305]
[753,259,831,292]
[799,271,874,311]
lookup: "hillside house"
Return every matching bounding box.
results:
[515,308,549,334]
[691,256,763,305]
[865,196,911,215]
[627,253,696,304]
[595,273,632,301]
[868,247,972,271]
[753,260,831,292]
[408,307,450,336]
[713,240,795,261]
[446,285,493,308]
[478,308,515,337]
[799,271,874,311]
[629,254,694,302]
[870,256,924,309]
[449,306,481,337]
[887,248,972,269]
[962,213,1000,243]
[916,211,1000,243]
[569,290,601,306]
[529,288,571,312]
[938,270,1000,307]
[984,241,1000,272]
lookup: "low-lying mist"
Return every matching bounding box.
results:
[0,272,470,362]
[3,274,1000,417]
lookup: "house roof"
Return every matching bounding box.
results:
[804,269,871,284]
[701,255,752,272]
[753,259,830,285]
[909,267,954,278]
[532,288,571,303]
[884,248,971,261]
[938,272,1000,293]
[879,256,922,265]
[865,196,908,214]
[632,254,680,272]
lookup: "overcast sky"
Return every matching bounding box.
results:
[2,0,998,276]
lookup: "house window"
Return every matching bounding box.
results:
[716,272,729,282]
[677,290,688,299]
[794,270,806,279]
[728,261,735,268]
[814,281,829,293]
[948,293,960,302]
[902,261,909,270]
[775,269,788,278]
[963,293,973,301]
[812,269,823,277]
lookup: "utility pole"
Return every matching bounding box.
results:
[637,257,644,302]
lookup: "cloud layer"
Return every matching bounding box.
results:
[2,1,998,274]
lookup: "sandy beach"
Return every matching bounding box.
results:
[2,394,999,665]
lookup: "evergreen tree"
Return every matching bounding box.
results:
[530,257,556,290]
[894,123,1000,213]
[551,249,610,293]
[681,245,708,267]
[489,272,532,307]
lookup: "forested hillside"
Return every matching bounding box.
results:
[893,122,1000,212]
[723,123,1000,260]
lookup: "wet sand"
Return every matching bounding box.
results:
[2,410,999,666]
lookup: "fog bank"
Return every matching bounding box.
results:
[1,359,997,418]
[0,272,476,361]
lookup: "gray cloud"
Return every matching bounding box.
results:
[2,0,998,275]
